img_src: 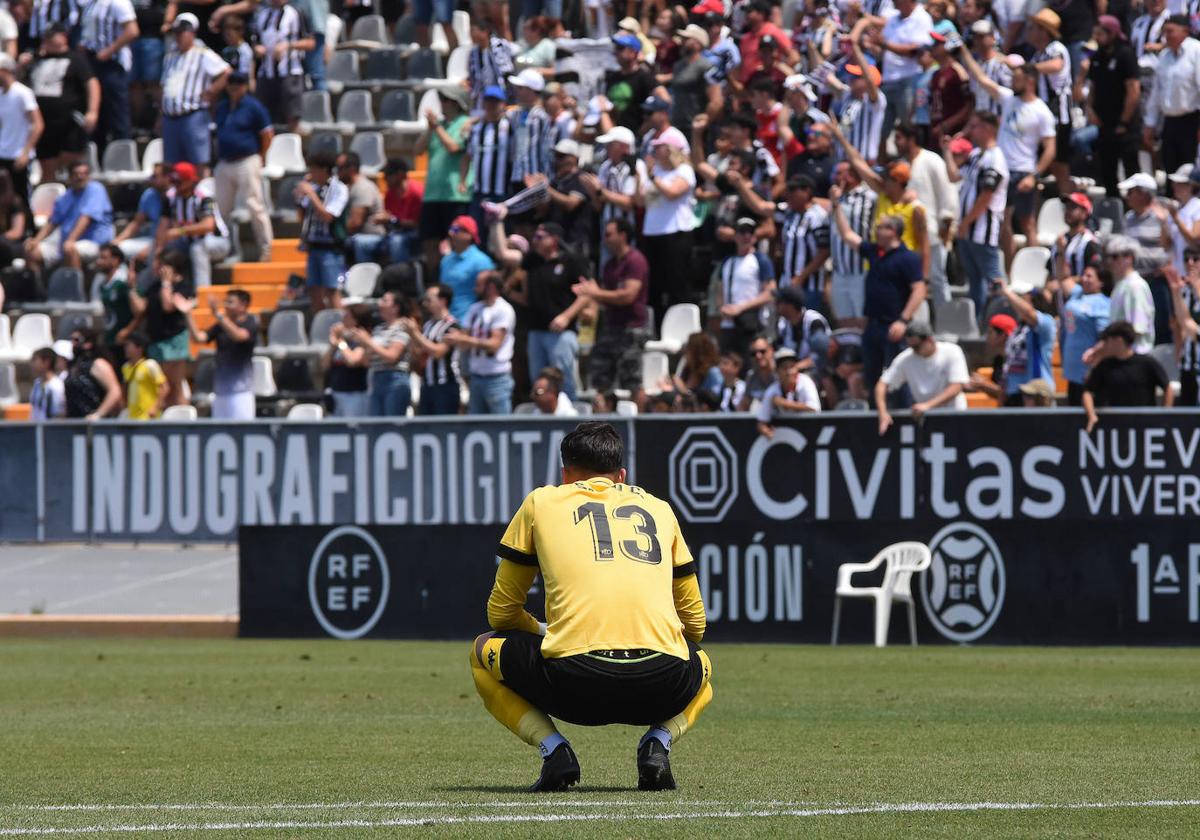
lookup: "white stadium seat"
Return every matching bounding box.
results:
[832,542,932,648]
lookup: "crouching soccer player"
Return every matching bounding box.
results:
[470,421,714,792]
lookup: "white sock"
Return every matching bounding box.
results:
[539,733,567,758]
[640,726,671,752]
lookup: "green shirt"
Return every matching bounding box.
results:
[425,114,472,203]
[98,271,132,347]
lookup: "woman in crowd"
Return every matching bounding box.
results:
[641,128,698,319]
[0,170,27,269]
[325,304,374,418]
[63,328,123,420]
[349,291,414,417]
[667,332,723,399]
[127,250,194,409]
[515,16,556,75]
[1057,264,1111,406]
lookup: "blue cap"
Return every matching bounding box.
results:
[483,85,506,102]
[642,95,671,112]
[613,33,641,51]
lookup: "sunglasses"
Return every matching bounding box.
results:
[752,348,769,356]
[448,225,465,234]
[532,387,549,396]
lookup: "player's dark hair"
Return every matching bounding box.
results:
[561,422,624,475]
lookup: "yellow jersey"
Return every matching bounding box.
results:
[493,477,705,661]
[121,358,166,421]
[874,194,922,253]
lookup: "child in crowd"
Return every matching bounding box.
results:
[121,332,168,420]
[717,350,746,412]
[29,347,65,420]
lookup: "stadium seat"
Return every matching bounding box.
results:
[272,174,305,220]
[308,307,343,352]
[0,315,11,357]
[1010,246,1051,290]
[400,48,444,88]
[326,49,360,94]
[934,298,979,340]
[263,134,307,180]
[24,267,96,315]
[161,404,198,421]
[297,90,335,134]
[255,310,310,358]
[377,90,416,126]
[513,402,539,415]
[0,362,17,406]
[393,13,417,46]
[252,356,277,397]
[287,402,325,420]
[1093,197,1124,236]
[386,89,435,136]
[573,400,593,415]
[616,399,638,416]
[3,314,52,362]
[443,44,469,85]
[1036,198,1067,247]
[831,541,932,648]
[343,14,389,48]
[348,132,386,176]
[308,131,343,157]
[97,139,142,185]
[354,48,406,91]
[644,304,701,354]
[1150,344,1181,399]
[141,138,163,175]
[336,89,375,131]
[342,262,382,302]
[641,351,669,396]
[55,311,94,340]
[30,183,66,227]
[451,9,470,45]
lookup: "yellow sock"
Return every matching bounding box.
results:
[662,650,714,743]
[470,638,558,748]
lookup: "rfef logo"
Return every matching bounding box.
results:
[920,522,1005,642]
[308,525,391,639]
[668,426,739,523]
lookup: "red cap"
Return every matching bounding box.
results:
[172,162,198,182]
[989,314,1018,336]
[691,0,724,15]
[949,137,974,155]
[1066,192,1094,215]
[449,215,479,243]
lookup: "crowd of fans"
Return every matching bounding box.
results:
[4,0,1199,429]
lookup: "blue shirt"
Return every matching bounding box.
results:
[135,188,164,237]
[1061,287,1109,384]
[861,241,922,321]
[50,181,114,244]
[216,94,272,162]
[1003,312,1056,395]
[439,244,495,322]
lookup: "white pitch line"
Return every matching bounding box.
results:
[7,800,799,813]
[0,799,1196,835]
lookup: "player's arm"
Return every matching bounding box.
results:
[487,493,543,635]
[669,515,706,642]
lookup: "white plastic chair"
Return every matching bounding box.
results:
[1150,344,1181,399]
[831,541,932,648]
[452,9,470,45]
[1010,246,1051,291]
[933,298,978,340]
[348,132,386,176]
[1036,197,1067,247]
[160,404,198,421]
[513,401,539,415]
[252,356,277,397]
[262,133,307,180]
[97,139,141,184]
[287,402,325,420]
[141,138,163,175]
[255,310,310,358]
[0,362,17,407]
[641,350,669,396]
[6,313,52,362]
[308,308,343,351]
[616,399,638,416]
[644,304,701,354]
[341,262,381,302]
[30,183,66,227]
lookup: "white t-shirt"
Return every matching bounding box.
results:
[881,6,933,83]
[0,82,37,160]
[880,342,970,408]
[1171,196,1200,272]
[997,88,1056,174]
[0,8,17,43]
[757,375,821,422]
[30,375,65,420]
[719,252,772,328]
[554,393,578,415]
[642,163,697,236]
[463,296,516,376]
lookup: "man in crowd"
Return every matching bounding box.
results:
[213,70,273,262]
[1084,321,1172,432]
[530,366,577,416]
[113,163,170,263]
[741,334,777,409]
[160,13,230,167]
[601,33,655,132]
[871,0,933,147]
[25,161,113,271]
[1105,234,1156,354]
[581,125,645,267]
[439,214,494,322]
[337,150,386,265]
[155,161,231,289]
[1088,15,1141,198]
[669,24,722,134]
[786,118,834,197]
[715,217,776,355]
[251,0,313,133]
[1052,192,1101,280]
[78,0,138,151]
[776,285,830,375]
[574,218,649,406]
[544,139,593,260]
[29,23,97,179]
[875,321,969,434]
[447,269,516,415]
[828,161,876,326]
[184,287,258,420]
[91,243,132,357]
[1143,14,1200,179]
[776,175,830,315]
[966,19,1011,118]
[377,158,423,264]
[0,53,41,201]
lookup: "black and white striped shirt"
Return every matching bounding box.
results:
[253,2,308,79]
[1131,10,1168,59]
[972,54,1013,116]
[550,110,576,146]
[719,378,746,412]
[167,184,230,239]
[777,202,831,293]
[511,104,551,184]
[1032,40,1072,125]
[421,316,460,386]
[836,92,888,163]
[300,176,350,247]
[831,184,876,275]
[1052,228,1100,278]
[467,35,514,113]
[78,0,136,63]
[30,0,79,42]
[595,156,646,231]
[469,116,513,197]
[777,308,830,361]
[1181,283,1200,373]
[958,145,1008,248]
[161,44,230,116]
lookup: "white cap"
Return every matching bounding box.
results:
[1009,280,1035,295]
[52,339,73,361]
[1118,172,1158,193]
[1168,163,1195,183]
[172,12,200,30]
[553,138,581,158]
[507,69,546,92]
[783,74,817,102]
[0,54,15,72]
[595,126,635,147]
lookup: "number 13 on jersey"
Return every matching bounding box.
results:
[574,502,663,566]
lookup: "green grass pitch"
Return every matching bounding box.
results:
[1,639,1197,838]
